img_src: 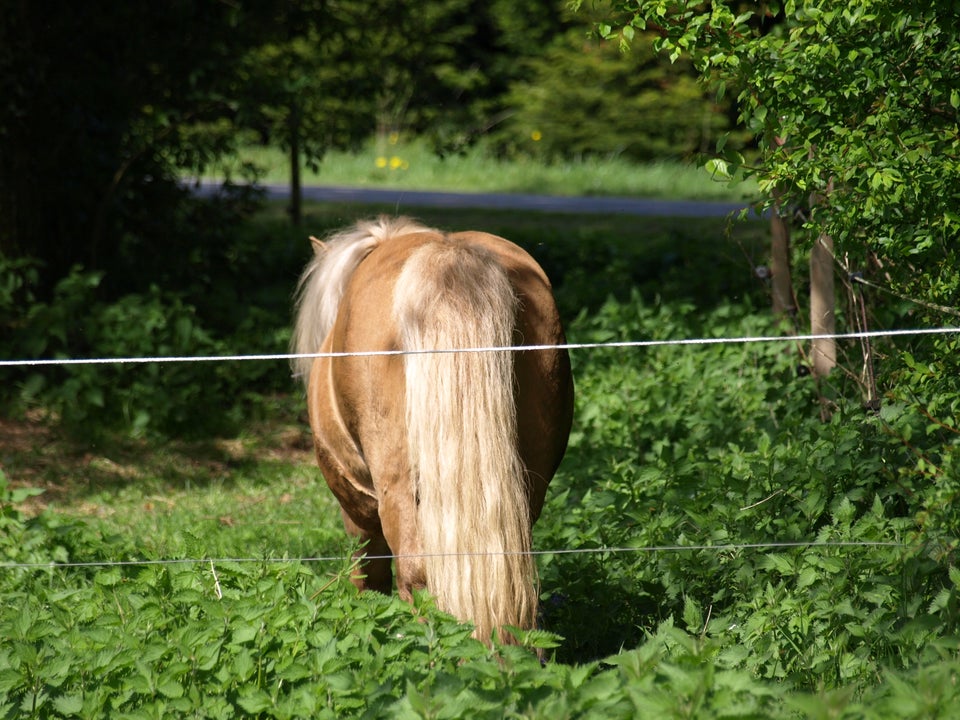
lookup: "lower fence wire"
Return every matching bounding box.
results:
[0,540,910,572]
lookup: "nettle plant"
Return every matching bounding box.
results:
[537,295,960,685]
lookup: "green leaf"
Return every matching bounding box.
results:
[949,565,960,588]
[682,596,703,633]
[9,487,45,504]
[405,679,430,716]
[705,158,732,179]
[762,554,796,576]
[94,568,123,588]
[231,622,260,644]
[157,676,185,699]
[52,694,84,716]
[0,669,24,695]
[236,688,273,714]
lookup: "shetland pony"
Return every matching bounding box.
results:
[292,216,573,644]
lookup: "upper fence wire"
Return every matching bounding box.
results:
[2,326,958,368]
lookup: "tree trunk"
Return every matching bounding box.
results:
[808,174,836,379]
[809,232,836,378]
[288,100,302,227]
[770,188,796,318]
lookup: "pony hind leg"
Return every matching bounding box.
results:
[341,510,393,594]
[376,481,427,603]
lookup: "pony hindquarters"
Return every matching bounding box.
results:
[393,239,538,644]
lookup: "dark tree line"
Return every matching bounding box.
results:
[1,1,741,303]
[0,1,573,295]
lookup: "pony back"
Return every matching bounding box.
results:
[290,217,429,383]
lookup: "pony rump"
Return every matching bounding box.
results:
[393,239,538,644]
[291,216,430,383]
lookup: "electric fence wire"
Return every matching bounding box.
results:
[0,540,913,573]
[1,326,958,369]
[2,299,955,573]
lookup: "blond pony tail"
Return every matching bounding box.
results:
[393,239,537,643]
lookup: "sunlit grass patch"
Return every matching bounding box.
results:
[204,137,756,202]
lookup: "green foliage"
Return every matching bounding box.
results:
[533,293,959,690]
[600,0,960,288]
[237,1,377,176]
[883,335,960,551]
[2,207,767,438]
[522,219,765,320]
[0,3,261,284]
[0,255,40,329]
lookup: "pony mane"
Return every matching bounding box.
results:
[291,216,432,384]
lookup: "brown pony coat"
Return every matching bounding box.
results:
[292,217,573,644]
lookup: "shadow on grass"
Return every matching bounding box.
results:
[1,394,315,510]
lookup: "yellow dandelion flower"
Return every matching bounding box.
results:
[375,156,388,168]
[389,156,403,170]
[388,131,400,145]
[531,130,542,142]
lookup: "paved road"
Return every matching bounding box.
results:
[201,181,758,218]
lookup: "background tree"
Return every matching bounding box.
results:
[0,2,260,289]
[238,1,377,226]
[357,0,573,152]
[500,28,731,161]
[600,1,959,255]
[0,0,574,256]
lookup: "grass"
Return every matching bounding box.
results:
[202,136,757,202]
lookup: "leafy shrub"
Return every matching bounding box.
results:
[5,265,284,438]
[3,204,959,714]
[7,466,960,720]
[500,218,767,322]
[0,254,41,333]
[3,285,960,716]
[2,465,958,719]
